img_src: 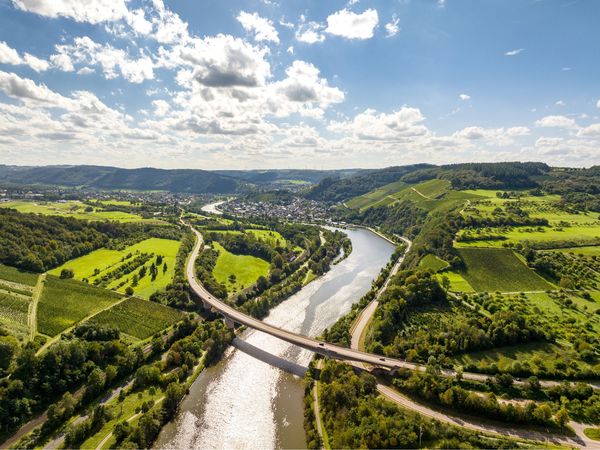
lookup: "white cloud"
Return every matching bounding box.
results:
[555,100,565,106]
[0,41,50,72]
[175,34,271,88]
[325,8,379,40]
[23,53,49,72]
[152,99,170,117]
[504,48,524,56]
[384,15,399,37]
[437,0,446,7]
[535,115,578,130]
[273,60,344,108]
[50,53,74,72]
[125,8,153,35]
[577,123,600,137]
[286,46,294,54]
[237,11,279,43]
[12,0,128,24]
[52,37,154,83]
[0,70,70,106]
[328,107,428,141]
[459,93,470,101]
[295,21,326,44]
[0,41,21,65]
[596,99,600,108]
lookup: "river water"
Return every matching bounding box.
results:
[155,228,394,450]
[200,201,226,215]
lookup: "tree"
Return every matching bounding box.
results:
[60,268,74,279]
[555,407,569,430]
[125,286,134,296]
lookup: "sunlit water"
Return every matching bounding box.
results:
[155,228,394,450]
[200,201,225,215]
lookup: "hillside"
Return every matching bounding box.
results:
[0,165,241,194]
[305,164,433,202]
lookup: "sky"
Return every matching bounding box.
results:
[0,0,599,170]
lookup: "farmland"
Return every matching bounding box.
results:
[346,178,481,212]
[206,229,288,249]
[37,275,122,336]
[418,254,449,272]
[49,238,181,299]
[0,200,160,223]
[0,292,30,338]
[0,264,39,286]
[454,248,554,292]
[0,265,37,339]
[87,296,183,340]
[212,242,270,293]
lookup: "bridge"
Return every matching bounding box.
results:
[187,225,442,373]
[185,224,600,391]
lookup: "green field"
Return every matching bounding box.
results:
[554,245,600,257]
[87,297,183,340]
[436,271,474,292]
[456,248,554,292]
[212,242,270,293]
[418,254,449,272]
[346,180,408,210]
[456,224,600,249]
[0,264,39,286]
[0,200,159,223]
[346,178,480,212]
[37,275,122,336]
[453,340,595,374]
[208,229,287,248]
[49,238,181,299]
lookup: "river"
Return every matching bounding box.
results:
[201,201,226,215]
[155,228,395,450]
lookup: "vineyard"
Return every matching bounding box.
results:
[37,275,122,336]
[0,292,30,332]
[87,297,183,340]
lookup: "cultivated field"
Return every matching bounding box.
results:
[49,238,181,299]
[207,229,288,248]
[346,179,481,212]
[212,242,270,293]
[456,248,554,292]
[418,254,449,272]
[37,275,122,336]
[0,200,159,223]
[0,264,39,286]
[87,297,183,340]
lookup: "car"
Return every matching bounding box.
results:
[319,342,325,347]
[379,357,386,361]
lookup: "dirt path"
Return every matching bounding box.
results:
[377,384,593,448]
[94,397,165,450]
[312,359,326,449]
[28,273,46,341]
[411,187,432,200]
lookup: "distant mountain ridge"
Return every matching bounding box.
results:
[0,165,241,194]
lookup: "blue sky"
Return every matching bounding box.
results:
[0,0,598,169]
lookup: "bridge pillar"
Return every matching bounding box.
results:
[224,317,235,329]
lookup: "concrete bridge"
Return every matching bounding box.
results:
[185,226,419,372]
[185,224,600,390]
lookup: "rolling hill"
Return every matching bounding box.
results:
[0,165,242,194]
